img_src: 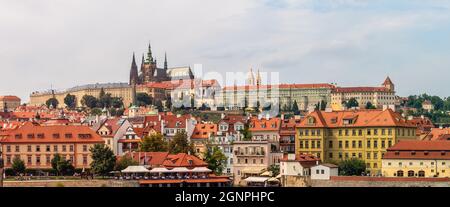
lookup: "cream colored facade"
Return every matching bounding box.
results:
[217,84,334,111]
[331,77,398,111]
[2,143,96,169]
[382,159,450,178]
[232,141,270,186]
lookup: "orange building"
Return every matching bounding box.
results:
[0,122,104,169]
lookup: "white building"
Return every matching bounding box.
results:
[311,164,339,180]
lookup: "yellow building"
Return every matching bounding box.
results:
[296,109,418,175]
[0,122,104,169]
[331,77,398,111]
[382,140,450,178]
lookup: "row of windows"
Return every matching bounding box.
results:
[237,158,265,164]
[14,133,92,139]
[299,128,414,137]
[299,139,392,149]
[387,161,446,166]
[326,152,384,160]
[4,154,88,165]
[5,144,89,153]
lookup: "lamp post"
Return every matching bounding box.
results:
[0,150,4,187]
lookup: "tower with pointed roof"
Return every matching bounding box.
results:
[129,53,139,85]
[256,69,262,86]
[247,68,255,86]
[164,52,168,70]
[382,76,395,92]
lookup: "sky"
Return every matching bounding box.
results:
[1,0,450,102]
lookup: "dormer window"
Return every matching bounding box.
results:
[53,133,60,139]
[307,117,315,125]
[424,151,429,156]
[37,133,45,139]
[65,133,73,139]
[15,134,22,139]
[411,151,416,155]
[441,151,446,156]
[395,151,400,155]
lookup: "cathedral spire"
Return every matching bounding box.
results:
[256,69,262,86]
[146,42,153,63]
[129,52,139,85]
[164,52,168,70]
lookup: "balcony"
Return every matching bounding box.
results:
[234,150,266,157]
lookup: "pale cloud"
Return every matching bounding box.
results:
[0,0,450,102]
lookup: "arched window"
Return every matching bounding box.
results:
[397,170,404,177]
[408,170,415,177]
[418,170,425,177]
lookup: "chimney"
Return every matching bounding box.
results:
[316,160,319,166]
[221,113,226,119]
[281,113,285,120]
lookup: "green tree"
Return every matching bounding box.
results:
[292,100,300,115]
[11,156,26,175]
[268,164,280,176]
[90,108,102,116]
[51,153,74,176]
[114,154,138,171]
[338,158,366,176]
[240,124,252,141]
[111,97,124,109]
[46,98,59,109]
[365,101,376,109]
[140,133,168,152]
[344,98,359,109]
[81,95,98,108]
[165,96,172,111]
[155,100,164,112]
[168,131,195,154]
[203,146,227,175]
[136,93,152,106]
[64,94,77,109]
[90,144,116,176]
[98,92,113,108]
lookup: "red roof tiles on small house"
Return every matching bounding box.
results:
[191,123,217,139]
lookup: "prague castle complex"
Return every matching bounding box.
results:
[29,42,399,113]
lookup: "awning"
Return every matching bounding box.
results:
[260,171,273,177]
[121,166,150,173]
[190,167,212,173]
[244,177,269,183]
[241,167,266,174]
[267,177,280,183]
[149,167,191,173]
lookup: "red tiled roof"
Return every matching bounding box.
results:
[249,117,281,132]
[423,128,450,141]
[191,123,217,139]
[0,96,21,102]
[164,153,208,168]
[334,87,390,93]
[0,122,103,144]
[387,140,450,151]
[330,176,450,182]
[223,83,334,91]
[297,109,415,128]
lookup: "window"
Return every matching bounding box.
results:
[300,141,304,149]
[367,152,371,159]
[329,153,333,159]
[373,152,378,159]
[27,145,32,152]
[418,170,425,177]
[62,145,67,152]
[352,141,356,148]
[408,170,414,177]
[6,145,11,152]
[46,145,50,152]
[338,153,343,159]
[374,140,378,148]
[46,155,51,164]
[367,140,371,148]
[36,145,41,152]
[339,141,343,148]
[358,130,363,136]
[317,141,321,148]
[388,140,392,147]
[54,145,58,152]
[358,141,362,148]
[311,141,316,149]
[345,153,349,159]
[345,141,349,148]
[367,129,371,135]
[70,145,74,152]
[305,141,309,148]
[321,170,325,174]
[374,129,378,135]
[339,130,342,136]
[36,155,41,164]
[328,141,333,148]
[65,133,72,139]
[381,140,385,148]
[53,133,60,139]
[358,153,362,159]
[82,156,87,165]
[15,145,19,152]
